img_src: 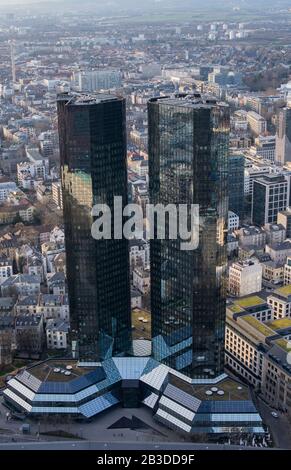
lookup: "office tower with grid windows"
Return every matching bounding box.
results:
[148,94,230,380]
[275,106,291,166]
[57,93,131,362]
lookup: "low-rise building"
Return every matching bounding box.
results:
[229,259,262,297]
[0,257,13,285]
[132,267,150,294]
[38,294,69,323]
[228,211,239,231]
[226,302,291,413]
[264,223,286,246]
[1,274,41,297]
[0,316,15,366]
[46,319,69,350]
[266,240,291,264]
[267,285,291,319]
[131,288,142,309]
[262,260,284,285]
[277,208,291,238]
[129,239,149,270]
[238,225,266,249]
[51,182,63,209]
[284,257,291,285]
[14,295,38,315]
[15,314,43,355]
[47,272,66,295]
[247,111,267,136]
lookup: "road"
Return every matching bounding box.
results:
[255,397,291,449]
[0,440,273,451]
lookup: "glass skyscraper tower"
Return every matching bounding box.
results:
[57,93,131,362]
[148,94,229,379]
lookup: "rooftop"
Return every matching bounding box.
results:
[241,316,275,338]
[169,374,250,402]
[58,92,123,106]
[273,338,291,353]
[27,359,96,383]
[266,318,291,331]
[274,284,291,298]
[149,93,225,109]
[234,295,266,309]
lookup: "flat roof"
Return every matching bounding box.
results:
[169,374,250,401]
[28,359,96,383]
[274,285,291,297]
[241,316,275,338]
[266,318,291,331]
[58,92,123,106]
[149,93,226,110]
[234,296,266,309]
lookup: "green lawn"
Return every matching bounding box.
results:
[234,296,265,309]
[274,338,291,352]
[266,318,291,331]
[275,285,291,297]
[242,316,274,337]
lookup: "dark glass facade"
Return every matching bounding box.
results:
[228,154,245,219]
[148,94,229,379]
[252,175,289,226]
[57,93,131,362]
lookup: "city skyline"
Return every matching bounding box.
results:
[0,4,290,453]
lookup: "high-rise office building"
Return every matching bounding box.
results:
[148,94,229,380]
[228,153,244,219]
[57,92,131,362]
[74,70,122,92]
[275,106,291,166]
[252,174,289,227]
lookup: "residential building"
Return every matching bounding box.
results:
[131,288,142,309]
[129,239,149,270]
[238,225,266,249]
[132,267,150,295]
[266,240,291,264]
[46,319,69,350]
[283,257,291,285]
[264,223,286,245]
[15,314,43,355]
[228,211,239,231]
[277,208,291,238]
[229,259,262,297]
[0,181,17,201]
[1,274,41,297]
[262,260,284,285]
[0,257,13,285]
[37,294,69,323]
[0,316,14,366]
[52,181,63,209]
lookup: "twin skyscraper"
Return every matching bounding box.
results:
[57,92,230,381]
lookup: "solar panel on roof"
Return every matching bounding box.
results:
[163,383,201,412]
[198,400,256,413]
[17,371,42,392]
